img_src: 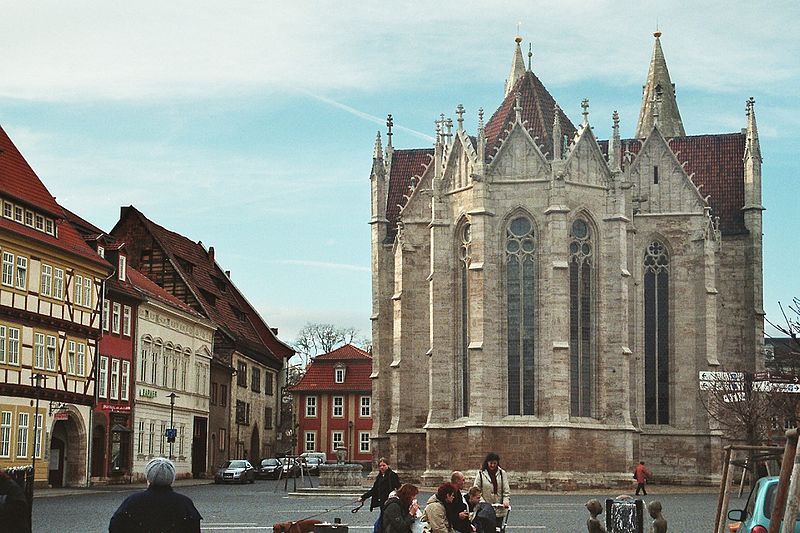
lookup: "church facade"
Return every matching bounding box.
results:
[369,33,764,488]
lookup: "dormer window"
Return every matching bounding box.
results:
[118,255,126,282]
[334,365,346,384]
[97,246,105,258]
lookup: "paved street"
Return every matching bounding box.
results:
[32,478,746,532]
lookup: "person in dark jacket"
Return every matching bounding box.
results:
[358,457,401,533]
[446,471,471,533]
[0,468,30,533]
[109,457,202,533]
[382,483,419,533]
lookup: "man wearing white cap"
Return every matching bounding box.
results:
[109,457,202,532]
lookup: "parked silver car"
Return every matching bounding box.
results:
[214,459,256,484]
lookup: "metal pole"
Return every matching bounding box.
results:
[168,393,177,460]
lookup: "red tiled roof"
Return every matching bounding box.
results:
[0,125,62,217]
[484,71,577,161]
[600,132,747,234]
[385,149,433,242]
[290,344,372,393]
[0,126,112,269]
[115,207,293,362]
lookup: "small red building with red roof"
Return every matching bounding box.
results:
[290,344,372,463]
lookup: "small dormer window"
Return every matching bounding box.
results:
[335,365,346,384]
[118,255,126,282]
[97,246,105,258]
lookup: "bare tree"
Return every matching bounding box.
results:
[700,371,774,446]
[765,297,800,431]
[292,322,370,367]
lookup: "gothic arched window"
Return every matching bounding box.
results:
[506,216,536,415]
[569,218,594,417]
[456,222,471,418]
[644,241,670,424]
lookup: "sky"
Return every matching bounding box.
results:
[0,1,798,347]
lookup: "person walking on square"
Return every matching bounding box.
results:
[634,461,652,496]
[358,457,401,533]
[473,452,510,520]
[109,457,202,533]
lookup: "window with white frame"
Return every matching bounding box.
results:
[219,428,226,451]
[112,302,121,334]
[359,432,370,453]
[102,300,110,331]
[331,431,344,452]
[46,335,57,371]
[13,206,22,223]
[171,354,178,389]
[159,422,165,454]
[148,422,155,454]
[24,210,33,227]
[335,366,345,384]
[98,356,108,399]
[14,256,26,290]
[8,328,19,365]
[53,268,64,299]
[77,343,85,376]
[0,411,10,457]
[1,252,13,286]
[123,305,131,336]
[0,326,5,363]
[305,396,317,417]
[40,264,52,297]
[35,214,44,231]
[118,255,126,282]
[2,201,10,218]
[140,340,151,382]
[138,420,144,454]
[121,361,130,400]
[110,359,119,400]
[305,431,316,452]
[67,341,76,374]
[16,412,28,458]
[151,344,160,384]
[333,396,344,417]
[162,352,168,387]
[34,333,45,369]
[360,396,371,417]
[83,277,92,307]
[97,246,104,258]
[74,274,83,306]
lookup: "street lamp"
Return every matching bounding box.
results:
[167,393,178,459]
[30,374,46,489]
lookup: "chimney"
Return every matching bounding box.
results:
[208,246,215,262]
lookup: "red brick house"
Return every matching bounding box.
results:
[290,344,372,463]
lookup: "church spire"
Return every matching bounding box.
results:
[635,30,686,138]
[504,35,527,97]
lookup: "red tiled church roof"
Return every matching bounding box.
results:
[484,71,577,161]
[600,132,747,234]
[0,125,112,269]
[385,149,433,242]
[290,343,372,393]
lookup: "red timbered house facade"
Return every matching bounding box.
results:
[0,126,112,486]
[290,344,373,464]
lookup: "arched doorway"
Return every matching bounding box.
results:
[249,425,260,465]
[49,407,87,487]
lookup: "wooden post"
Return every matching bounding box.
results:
[715,446,733,533]
[769,429,798,533]
[779,429,799,533]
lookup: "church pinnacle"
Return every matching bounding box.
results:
[635,30,686,138]
[504,35,527,97]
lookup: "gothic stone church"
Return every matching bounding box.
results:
[369,33,764,488]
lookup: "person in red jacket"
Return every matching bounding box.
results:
[634,461,653,495]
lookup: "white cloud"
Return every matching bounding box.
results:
[0,1,796,101]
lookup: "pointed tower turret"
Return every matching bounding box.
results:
[635,31,686,138]
[504,35,527,97]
